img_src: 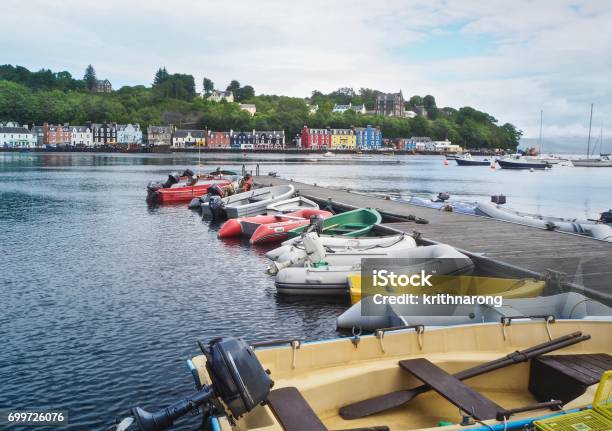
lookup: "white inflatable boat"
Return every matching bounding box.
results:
[266,234,411,262]
[476,201,612,242]
[274,242,474,296]
[201,185,295,218]
[265,196,319,215]
[336,292,611,330]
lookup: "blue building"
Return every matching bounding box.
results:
[230,131,254,149]
[355,125,382,149]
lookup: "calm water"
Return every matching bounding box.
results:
[1,152,611,430]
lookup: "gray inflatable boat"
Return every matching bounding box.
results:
[336,292,611,330]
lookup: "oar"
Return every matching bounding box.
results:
[274,214,304,221]
[339,332,587,419]
[322,224,339,231]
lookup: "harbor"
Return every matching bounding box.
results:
[1,152,611,431]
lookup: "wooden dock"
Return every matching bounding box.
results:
[255,176,612,304]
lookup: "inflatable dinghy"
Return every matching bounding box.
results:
[201,185,294,219]
[476,201,612,242]
[337,292,611,330]
[274,243,473,296]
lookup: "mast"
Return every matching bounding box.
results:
[538,109,543,154]
[586,103,593,160]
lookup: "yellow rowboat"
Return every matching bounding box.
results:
[183,320,611,431]
[348,274,547,305]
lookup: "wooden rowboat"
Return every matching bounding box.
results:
[189,320,611,431]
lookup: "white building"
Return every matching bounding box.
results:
[239,103,257,116]
[332,103,366,114]
[172,130,206,148]
[404,110,417,118]
[0,123,37,148]
[69,126,93,146]
[206,90,234,103]
[117,124,143,145]
[433,140,462,153]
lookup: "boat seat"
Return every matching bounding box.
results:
[399,358,503,420]
[529,353,612,404]
[267,387,389,431]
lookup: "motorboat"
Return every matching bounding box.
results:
[454,153,491,166]
[265,196,319,215]
[497,155,552,170]
[201,185,295,219]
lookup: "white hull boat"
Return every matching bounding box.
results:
[274,244,473,296]
[571,156,612,167]
[337,292,611,330]
[266,234,411,262]
[201,185,294,218]
[476,201,612,242]
[265,196,319,215]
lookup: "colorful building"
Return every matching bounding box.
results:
[91,123,117,145]
[300,126,331,150]
[45,125,71,146]
[355,125,382,149]
[330,128,356,149]
[207,131,230,148]
[230,130,285,149]
[172,130,206,147]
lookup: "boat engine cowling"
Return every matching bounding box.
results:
[268,232,326,274]
[130,337,273,431]
[163,173,180,189]
[181,169,195,178]
[600,209,612,224]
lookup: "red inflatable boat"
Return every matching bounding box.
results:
[154,179,232,204]
[218,209,332,241]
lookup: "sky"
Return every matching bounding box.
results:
[2,0,611,147]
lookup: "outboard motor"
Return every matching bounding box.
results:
[129,337,273,431]
[435,192,450,202]
[207,183,225,198]
[600,209,612,224]
[268,232,327,274]
[163,173,180,189]
[491,194,507,205]
[181,169,195,178]
[208,195,226,220]
[306,215,325,235]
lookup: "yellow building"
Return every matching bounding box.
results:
[330,128,356,149]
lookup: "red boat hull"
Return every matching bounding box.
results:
[218,209,332,240]
[156,180,231,204]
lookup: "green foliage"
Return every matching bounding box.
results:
[202,77,214,94]
[153,67,169,86]
[0,64,521,149]
[84,65,97,91]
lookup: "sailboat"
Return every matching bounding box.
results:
[572,104,612,167]
[524,110,566,164]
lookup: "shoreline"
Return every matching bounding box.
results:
[0,147,504,156]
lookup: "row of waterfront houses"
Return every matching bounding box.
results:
[1,122,460,152]
[0,122,143,148]
[300,125,383,150]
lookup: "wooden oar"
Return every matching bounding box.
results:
[339,332,587,419]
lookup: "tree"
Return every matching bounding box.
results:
[153,67,169,86]
[408,95,422,108]
[237,85,255,101]
[226,80,241,96]
[84,65,97,91]
[422,95,438,119]
[203,77,214,94]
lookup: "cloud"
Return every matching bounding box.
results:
[1,0,611,140]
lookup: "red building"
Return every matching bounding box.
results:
[300,126,331,149]
[44,124,71,146]
[207,131,230,148]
